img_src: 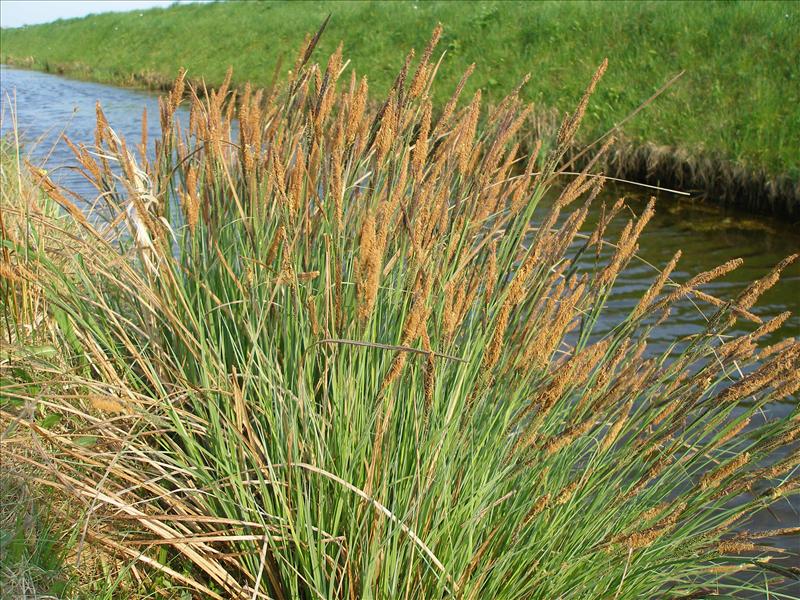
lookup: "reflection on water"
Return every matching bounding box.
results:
[1,65,178,195]
[2,65,798,569]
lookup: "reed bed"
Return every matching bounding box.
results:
[2,28,799,598]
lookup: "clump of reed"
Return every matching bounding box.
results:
[2,27,799,598]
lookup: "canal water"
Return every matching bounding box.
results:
[2,65,798,564]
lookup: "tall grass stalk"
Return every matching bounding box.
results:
[2,29,799,598]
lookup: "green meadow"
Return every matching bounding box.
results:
[2,0,799,179]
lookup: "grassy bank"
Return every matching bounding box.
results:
[2,31,800,598]
[0,126,187,598]
[0,137,67,599]
[2,0,799,187]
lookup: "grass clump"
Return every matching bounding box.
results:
[0,470,69,599]
[2,29,800,598]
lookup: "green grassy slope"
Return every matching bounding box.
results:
[2,0,798,177]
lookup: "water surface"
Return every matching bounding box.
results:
[1,65,176,194]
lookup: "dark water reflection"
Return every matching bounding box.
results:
[1,66,181,196]
[2,65,798,575]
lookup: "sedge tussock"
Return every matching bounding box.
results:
[2,27,798,600]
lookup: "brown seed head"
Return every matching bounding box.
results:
[412,99,432,180]
[408,24,443,99]
[520,493,551,530]
[633,250,682,319]
[457,90,482,174]
[554,479,580,506]
[544,417,595,456]
[557,58,607,149]
[433,63,475,139]
[714,418,751,449]
[659,258,744,308]
[716,541,757,555]
[347,76,369,144]
[375,91,397,165]
[700,453,750,490]
[356,212,380,321]
[737,254,798,310]
[599,398,634,453]
[89,395,127,414]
